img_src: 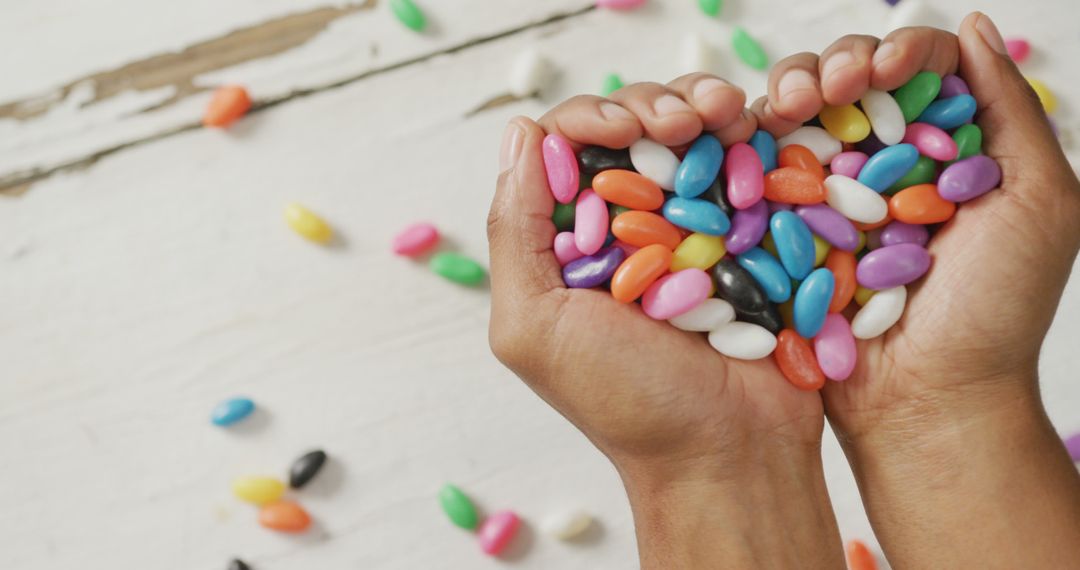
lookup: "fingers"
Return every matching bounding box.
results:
[757,52,823,137]
[608,82,706,146]
[538,95,643,150]
[665,73,748,131]
[818,35,879,106]
[871,27,960,91]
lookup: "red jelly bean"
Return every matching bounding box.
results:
[764,167,828,204]
[258,501,312,533]
[775,330,826,391]
[846,539,879,570]
[204,86,252,128]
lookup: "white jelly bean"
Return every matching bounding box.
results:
[669,298,735,332]
[777,127,842,165]
[708,322,777,360]
[630,138,680,191]
[824,175,889,224]
[851,285,907,339]
[509,49,555,97]
[860,89,906,145]
[681,33,714,75]
[542,510,594,541]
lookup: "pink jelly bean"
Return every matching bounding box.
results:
[392,222,439,257]
[611,239,641,258]
[574,189,608,256]
[641,269,712,320]
[595,0,647,8]
[478,511,521,556]
[1005,38,1030,64]
[554,232,585,266]
[814,314,856,381]
[830,151,869,179]
[902,123,959,162]
[1064,432,1080,462]
[543,134,580,204]
[725,142,765,210]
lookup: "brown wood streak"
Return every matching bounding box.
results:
[0,1,374,122]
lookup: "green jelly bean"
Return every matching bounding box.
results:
[601,73,624,96]
[430,253,485,286]
[609,204,631,222]
[885,155,937,195]
[390,0,426,31]
[950,123,983,163]
[732,27,768,71]
[553,200,576,232]
[439,484,479,530]
[894,72,941,123]
[698,0,723,17]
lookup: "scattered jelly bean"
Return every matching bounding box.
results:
[430,252,486,286]
[211,397,255,426]
[440,484,480,529]
[392,222,439,257]
[886,155,936,195]
[1027,78,1056,113]
[670,298,735,332]
[671,232,726,272]
[1005,38,1030,64]
[794,204,859,252]
[732,26,768,70]
[259,501,311,533]
[937,155,1002,202]
[725,142,765,209]
[854,285,876,306]
[543,134,580,204]
[735,304,784,336]
[846,539,880,570]
[860,89,906,145]
[856,243,931,290]
[288,450,327,489]
[725,199,770,255]
[578,146,633,175]
[593,170,664,211]
[779,145,825,180]
[601,73,625,96]
[204,86,251,128]
[676,135,725,198]
[227,558,251,570]
[775,330,826,390]
[858,144,919,193]
[770,211,815,280]
[852,285,907,339]
[889,183,956,224]
[814,314,856,381]
[764,167,828,204]
[554,232,585,266]
[284,203,333,244]
[233,476,286,505]
[819,104,872,143]
[749,130,779,173]
[916,94,977,130]
[509,49,554,97]
[1064,432,1080,462]
[630,138,680,190]
[708,322,777,360]
[552,200,576,232]
[894,71,941,123]
[824,175,889,224]
[825,250,857,312]
[777,126,842,164]
[793,269,835,338]
[737,247,792,303]
[662,197,731,235]
[902,123,959,161]
[542,510,594,541]
[596,0,647,8]
[390,0,426,31]
[562,247,625,289]
[641,269,712,320]
[611,244,674,303]
[880,221,928,248]
[939,74,971,98]
[479,511,521,556]
[574,189,609,255]
[830,151,869,179]
[712,258,769,313]
[698,0,722,16]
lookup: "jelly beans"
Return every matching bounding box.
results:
[675,135,724,198]
[737,247,792,303]
[725,142,765,208]
[543,134,580,204]
[671,232,726,272]
[258,501,312,533]
[1005,38,1031,64]
[594,170,664,210]
[478,511,521,556]
[698,0,722,16]
[390,0,426,31]
[630,138,680,190]
[846,539,880,570]
[794,268,835,338]
[542,510,594,540]
[285,203,333,244]
[430,252,486,286]
[439,484,480,530]
[392,222,439,257]
[732,27,768,70]
[211,397,255,426]
[725,200,769,255]
[852,286,907,340]
[662,197,731,235]
[815,314,856,381]
[288,450,327,489]
[611,211,681,249]
[509,49,554,97]
[709,322,777,360]
[860,89,906,145]
[856,243,931,290]
[764,167,828,204]
[1064,432,1080,462]
[824,175,889,224]
[204,86,251,128]
[601,73,624,96]
[889,184,956,224]
[579,146,633,174]
[820,104,871,143]
[612,245,674,303]
[937,156,1002,202]
[670,298,735,332]
[563,247,625,289]
[775,330,826,391]
[233,476,286,505]
[858,144,919,192]
[641,269,712,320]
[778,127,842,164]
[903,123,959,161]
[893,71,941,123]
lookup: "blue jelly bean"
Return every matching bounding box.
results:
[769,211,815,280]
[857,144,920,193]
[212,397,255,426]
[675,135,724,198]
[662,196,731,236]
[736,247,792,303]
[749,130,778,173]
[793,268,835,338]
[916,95,977,130]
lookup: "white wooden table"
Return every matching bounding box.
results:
[2,1,1077,568]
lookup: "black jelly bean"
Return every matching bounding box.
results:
[736,304,783,336]
[577,146,634,175]
[712,258,769,313]
[227,559,251,570]
[288,449,328,489]
[700,178,734,218]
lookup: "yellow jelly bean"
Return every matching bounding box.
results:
[856,231,867,253]
[854,286,877,307]
[1027,78,1057,114]
[232,476,286,505]
[813,235,830,267]
[762,232,779,258]
[778,297,796,329]
[285,203,333,244]
[819,104,872,143]
[670,233,726,272]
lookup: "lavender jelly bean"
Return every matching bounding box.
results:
[939,74,971,98]
[726,200,770,255]
[880,221,929,247]
[562,247,625,288]
[856,243,931,290]
[794,204,860,252]
[937,155,1003,202]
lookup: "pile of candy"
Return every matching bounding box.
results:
[545,71,1002,388]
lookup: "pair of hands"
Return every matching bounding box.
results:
[488,12,1080,568]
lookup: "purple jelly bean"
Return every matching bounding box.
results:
[830,151,869,179]
[856,243,931,290]
[767,200,793,214]
[1064,432,1080,462]
[937,155,1002,202]
[726,200,769,255]
[855,131,887,156]
[794,204,860,252]
[880,221,929,247]
[939,74,971,98]
[562,247,625,288]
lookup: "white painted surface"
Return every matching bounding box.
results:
[1,1,1077,569]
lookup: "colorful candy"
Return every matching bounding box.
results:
[824,175,889,224]
[258,501,312,533]
[211,397,255,426]
[233,476,286,505]
[439,484,479,530]
[793,268,835,338]
[889,184,956,224]
[725,200,770,255]
[698,0,722,16]
[1064,432,1080,462]
[1027,78,1057,113]
[662,197,731,235]
[1005,38,1031,64]
[814,314,856,381]
[860,89,906,145]
[856,243,931,289]
[669,298,735,332]
[543,134,580,204]
[288,450,327,489]
[593,170,664,210]
[630,138,680,190]
[764,167,828,204]
[732,27,768,70]
[858,144,919,192]
[778,127,842,164]
[392,223,439,257]
[676,135,724,198]
[478,511,521,556]
[574,189,608,255]
[775,330,826,391]
[542,510,594,540]
[601,73,625,96]
[708,322,777,359]
[725,142,765,208]
[563,247,625,288]
[430,252,486,286]
[846,540,880,570]
[204,86,252,128]
[903,123,959,161]
[852,286,907,339]
[937,155,1002,202]
[893,71,942,123]
[284,203,333,244]
[641,269,712,320]
[612,245,674,303]
[390,0,426,31]
[819,104,872,143]
[509,49,554,97]
[917,95,977,130]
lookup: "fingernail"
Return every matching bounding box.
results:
[693,78,728,100]
[821,51,856,85]
[653,94,693,116]
[871,42,897,67]
[975,13,1008,55]
[600,102,635,121]
[499,122,524,172]
[777,69,816,101]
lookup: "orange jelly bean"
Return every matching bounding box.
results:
[852,216,892,232]
[889,183,957,224]
[611,211,682,250]
[203,85,252,128]
[778,144,825,180]
[610,245,673,303]
[845,540,879,570]
[775,330,826,391]
[258,501,312,533]
[825,250,856,313]
[763,167,827,204]
[592,170,665,210]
